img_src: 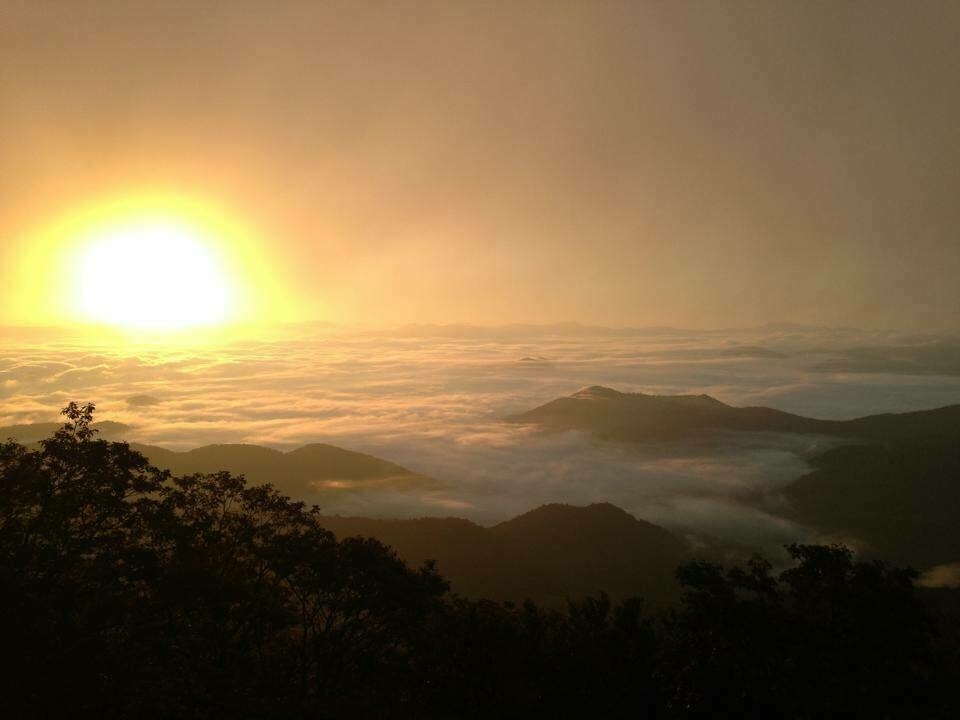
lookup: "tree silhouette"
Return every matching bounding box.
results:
[1,403,957,718]
[0,403,446,717]
[665,546,943,718]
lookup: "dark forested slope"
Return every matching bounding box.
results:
[321,503,688,606]
[2,403,958,718]
[784,438,960,567]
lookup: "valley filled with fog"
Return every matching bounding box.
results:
[5,323,960,554]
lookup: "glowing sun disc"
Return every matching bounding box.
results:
[77,219,236,330]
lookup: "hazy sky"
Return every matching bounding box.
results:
[2,1,959,329]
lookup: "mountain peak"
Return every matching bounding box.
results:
[570,386,725,406]
[571,386,627,400]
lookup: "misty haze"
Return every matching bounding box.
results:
[3,1,960,717]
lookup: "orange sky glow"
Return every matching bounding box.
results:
[2,1,959,331]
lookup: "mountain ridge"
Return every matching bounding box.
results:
[130,441,439,497]
[0,420,132,444]
[508,385,960,442]
[319,502,689,607]
[1,419,437,497]
[507,387,960,571]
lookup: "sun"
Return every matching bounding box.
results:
[76,218,237,331]
[9,192,294,332]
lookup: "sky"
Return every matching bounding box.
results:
[2,1,959,330]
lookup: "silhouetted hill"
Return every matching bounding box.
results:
[1,422,433,498]
[784,438,960,568]
[510,387,960,572]
[842,405,960,440]
[507,386,831,441]
[490,503,688,604]
[508,385,960,442]
[5,405,955,716]
[320,503,689,606]
[133,442,438,498]
[317,515,494,594]
[0,420,131,443]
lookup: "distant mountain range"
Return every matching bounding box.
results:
[7,386,960,584]
[130,442,438,498]
[507,385,960,442]
[0,421,436,498]
[0,421,132,444]
[320,502,688,607]
[510,386,960,572]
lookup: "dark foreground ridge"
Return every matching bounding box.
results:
[1,402,959,718]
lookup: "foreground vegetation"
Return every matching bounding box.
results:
[2,404,957,718]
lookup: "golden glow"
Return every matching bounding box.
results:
[11,193,293,333]
[77,219,233,330]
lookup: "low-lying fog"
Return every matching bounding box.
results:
[5,324,960,552]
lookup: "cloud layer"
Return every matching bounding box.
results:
[4,324,960,553]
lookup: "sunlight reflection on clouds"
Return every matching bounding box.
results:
[4,325,960,551]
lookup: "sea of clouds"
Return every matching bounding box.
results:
[4,324,960,554]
